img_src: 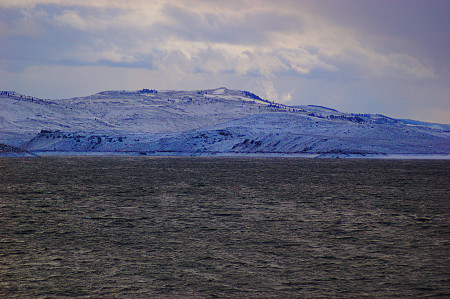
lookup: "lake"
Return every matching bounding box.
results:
[0,157,449,297]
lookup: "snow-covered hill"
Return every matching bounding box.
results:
[1,88,449,157]
[0,88,274,134]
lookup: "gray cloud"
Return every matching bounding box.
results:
[160,4,305,45]
[297,0,449,76]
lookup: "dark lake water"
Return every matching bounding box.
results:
[0,157,449,297]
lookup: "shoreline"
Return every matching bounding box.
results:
[1,151,450,160]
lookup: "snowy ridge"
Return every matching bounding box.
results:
[0,88,274,134]
[1,88,449,158]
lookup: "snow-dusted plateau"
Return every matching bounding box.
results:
[1,87,449,158]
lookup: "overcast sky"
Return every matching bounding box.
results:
[1,0,449,123]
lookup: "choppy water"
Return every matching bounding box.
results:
[0,157,449,298]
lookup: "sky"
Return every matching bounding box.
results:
[1,0,449,123]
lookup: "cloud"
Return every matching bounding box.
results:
[55,9,89,31]
[2,0,439,81]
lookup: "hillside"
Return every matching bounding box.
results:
[1,88,449,158]
[0,88,274,134]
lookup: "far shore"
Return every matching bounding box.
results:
[1,151,450,160]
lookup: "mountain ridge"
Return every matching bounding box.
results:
[1,88,449,158]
